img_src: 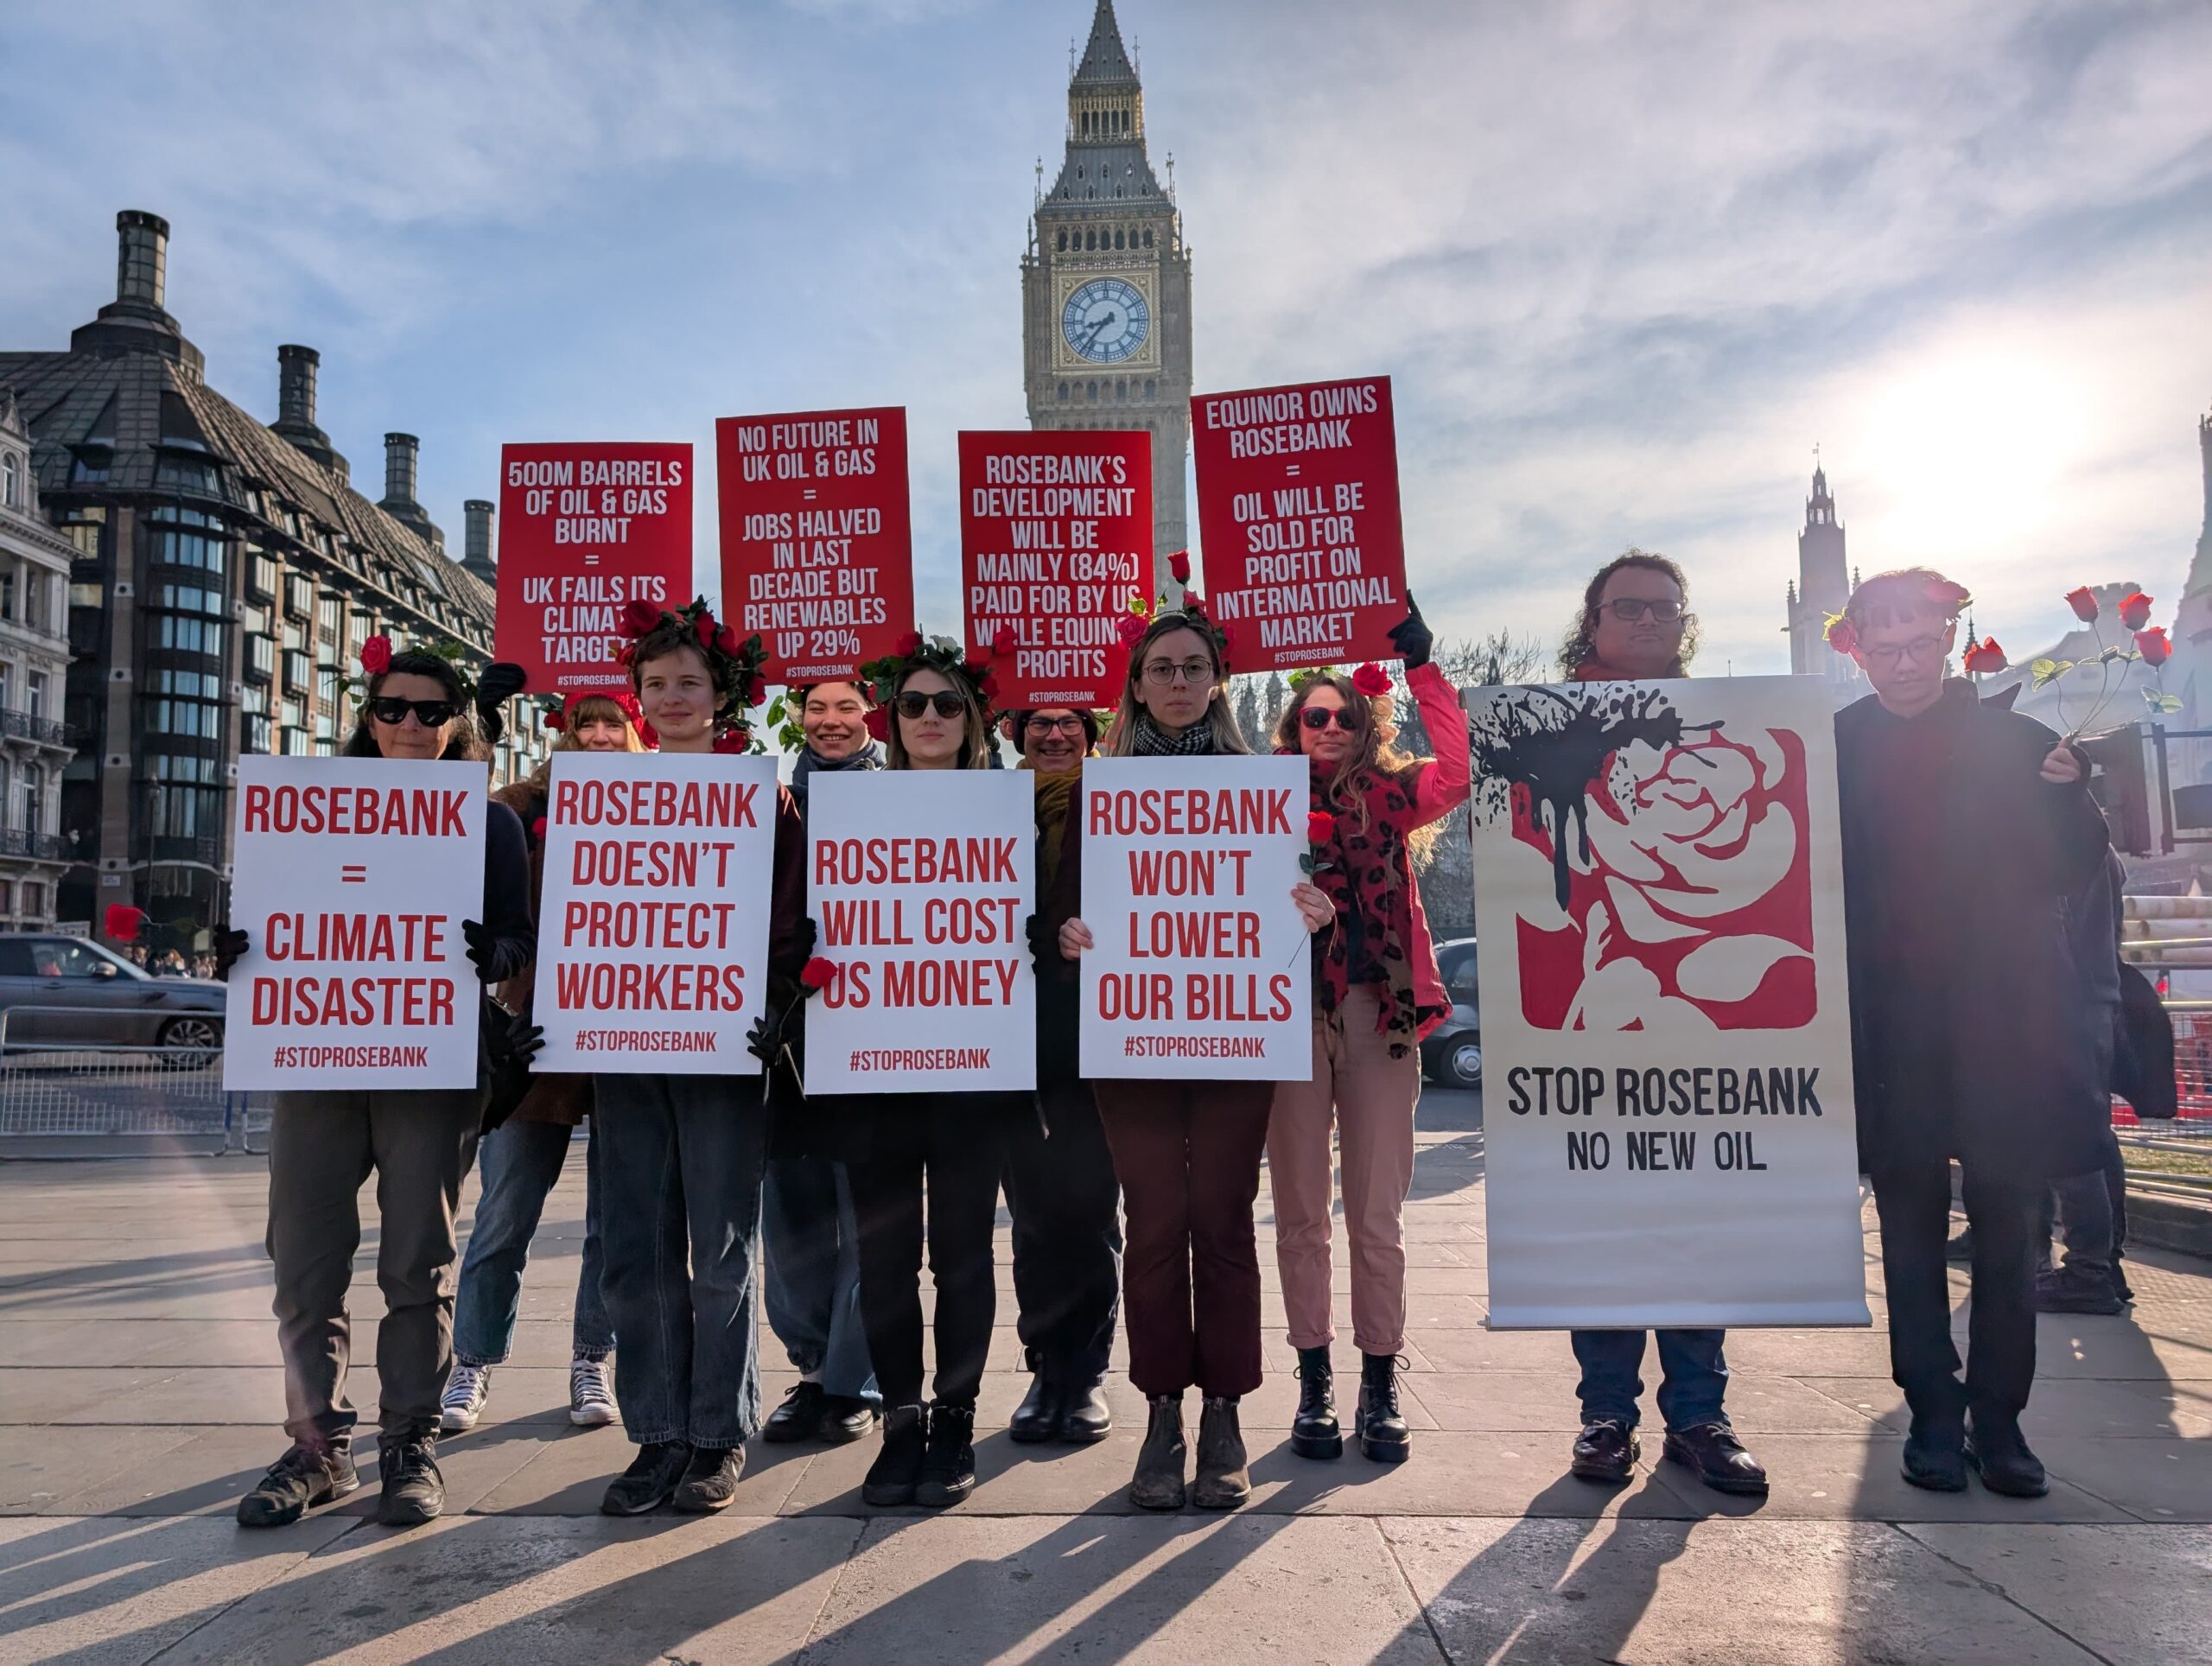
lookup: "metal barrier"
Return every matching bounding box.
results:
[0,1003,270,1151]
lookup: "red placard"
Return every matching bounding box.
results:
[494,442,692,694]
[1192,376,1408,671]
[960,430,1151,710]
[716,408,914,687]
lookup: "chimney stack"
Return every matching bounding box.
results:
[277,345,319,429]
[382,432,420,509]
[73,210,199,370]
[462,499,498,584]
[115,210,168,310]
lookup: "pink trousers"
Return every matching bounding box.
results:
[1267,987,1421,1355]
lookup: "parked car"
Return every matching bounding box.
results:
[0,932,225,1065]
[1421,935,1481,1089]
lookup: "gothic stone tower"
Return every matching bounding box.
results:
[1785,459,1863,704]
[1024,0,1193,585]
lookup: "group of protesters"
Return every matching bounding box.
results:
[219,549,2154,1529]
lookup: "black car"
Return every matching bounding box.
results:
[1421,936,1481,1089]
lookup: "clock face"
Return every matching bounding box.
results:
[1062,277,1150,365]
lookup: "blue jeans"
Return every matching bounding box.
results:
[762,1156,878,1404]
[594,1073,768,1449]
[1571,1328,1732,1432]
[453,1119,613,1366]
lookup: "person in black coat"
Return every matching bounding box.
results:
[1832,569,2114,1500]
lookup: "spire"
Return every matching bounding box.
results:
[1051,0,1157,194]
[1073,1,1137,87]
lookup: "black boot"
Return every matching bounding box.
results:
[1290,1345,1342,1459]
[1356,1353,1411,1464]
[1967,1413,2049,1498]
[862,1404,929,1506]
[1129,1393,1187,1510]
[1192,1396,1251,1510]
[1009,1371,1061,1443]
[1060,1379,1113,1443]
[916,1402,977,1507]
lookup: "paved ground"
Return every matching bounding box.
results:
[2,1090,2209,1663]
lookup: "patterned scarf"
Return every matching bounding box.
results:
[1130,715,1217,757]
[1300,756,1440,1058]
[1022,757,1085,896]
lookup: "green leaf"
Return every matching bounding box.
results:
[2147,690,2186,715]
[766,696,785,726]
[2030,658,2064,690]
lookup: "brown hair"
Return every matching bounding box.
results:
[1102,611,1250,757]
[1559,549,1700,678]
[525,694,645,792]
[343,649,488,761]
[627,620,723,703]
[886,664,993,771]
[1274,671,1436,860]
[1841,567,1970,632]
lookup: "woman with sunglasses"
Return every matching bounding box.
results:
[442,692,651,1438]
[229,644,536,1530]
[1268,602,1468,1468]
[834,642,1027,1509]
[1050,608,1335,1511]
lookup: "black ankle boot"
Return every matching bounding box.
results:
[1290,1345,1342,1459]
[862,1404,928,1506]
[1356,1352,1411,1463]
[915,1401,976,1507]
[1129,1393,1187,1510]
[1192,1396,1250,1509]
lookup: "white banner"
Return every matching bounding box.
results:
[224,756,486,1091]
[533,750,779,1074]
[1079,754,1313,1081]
[806,770,1035,1093]
[1465,674,1870,1328]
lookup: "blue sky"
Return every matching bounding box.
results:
[6,0,2209,671]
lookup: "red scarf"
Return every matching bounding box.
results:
[1294,754,1443,1057]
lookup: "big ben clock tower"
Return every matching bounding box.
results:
[1024,0,1193,584]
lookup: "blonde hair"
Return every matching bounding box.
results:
[1102,613,1250,757]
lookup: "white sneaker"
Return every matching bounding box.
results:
[440,1361,490,1431]
[570,1357,619,1428]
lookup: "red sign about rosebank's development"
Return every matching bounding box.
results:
[961,430,1151,709]
[495,442,692,694]
[805,770,1035,1094]
[224,756,486,1091]
[717,408,914,687]
[532,751,780,1075]
[1078,755,1312,1082]
[1192,377,1408,671]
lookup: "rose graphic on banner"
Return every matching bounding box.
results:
[1471,685,1814,1033]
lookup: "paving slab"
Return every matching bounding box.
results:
[1403,1368,1878,1434]
[0,1425,198,1512]
[1901,1523,2212,1664]
[2029,1434,2212,1522]
[471,1423,813,1517]
[1797,1372,2212,1438]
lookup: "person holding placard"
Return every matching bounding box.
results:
[1267,603,1469,1468]
[1051,607,1335,1512]
[442,691,651,1436]
[592,601,804,1517]
[1554,553,1768,1497]
[1003,703,1119,1446]
[834,639,1027,1510]
[229,642,536,1530]
[759,678,882,1447]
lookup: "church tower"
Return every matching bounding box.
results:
[1785,458,1863,703]
[1023,0,1193,583]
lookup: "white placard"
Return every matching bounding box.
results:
[224,756,486,1091]
[805,770,1036,1093]
[1465,674,1871,1329]
[533,750,780,1074]
[1078,754,1313,1080]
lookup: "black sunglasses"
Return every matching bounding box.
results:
[894,690,967,720]
[1300,707,1357,732]
[370,697,460,728]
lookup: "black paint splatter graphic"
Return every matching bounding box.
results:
[1467,684,1720,911]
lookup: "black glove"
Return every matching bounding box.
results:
[506,1019,545,1068]
[483,1011,544,1133]
[461,919,506,983]
[474,661,530,746]
[214,926,250,981]
[746,1004,788,1067]
[793,916,818,962]
[1024,912,1049,972]
[1388,595,1433,671]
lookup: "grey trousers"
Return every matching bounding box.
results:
[266,1086,485,1451]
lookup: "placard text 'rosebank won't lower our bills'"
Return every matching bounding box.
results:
[533,752,781,1073]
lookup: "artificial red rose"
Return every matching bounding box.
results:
[1169,550,1192,584]
[2120,591,2153,631]
[104,904,144,942]
[1961,637,2007,675]
[976,670,1000,703]
[992,626,1018,656]
[863,705,889,741]
[1116,614,1148,648]
[544,704,566,733]
[694,611,718,645]
[801,957,837,991]
[715,624,741,658]
[1825,617,1859,657]
[1351,663,1393,697]
[620,599,662,637]
[531,816,549,842]
[616,643,637,666]
[359,635,392,676]
[713,728,751,754]
[2065,587,2099,623]
[1183,591,1205,614]
[894,630,924,658]
[1307,811,1338,845]
[2137,626,2172,668]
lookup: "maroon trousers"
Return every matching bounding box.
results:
[1092,1079,1273,1399]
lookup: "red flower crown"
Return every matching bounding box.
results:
[617,596,769,752]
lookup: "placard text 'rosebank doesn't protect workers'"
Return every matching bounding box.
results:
[1192,377,1408,671]
[1079,755,1311,1080]
[225,756,486,1091]
[805,770,1035,1093]
[494,442,690,693]
[533,752,779,1073]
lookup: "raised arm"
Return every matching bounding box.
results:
[1405,660,1471,829]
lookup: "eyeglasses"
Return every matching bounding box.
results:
[1299,707,1357,732]
[1861,635,1948,671]
[369,697,460,728]
[1141,658,1217,687]
[1024,715,1088,734]
[1605,599,1688,624]
[893,690,968,720]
